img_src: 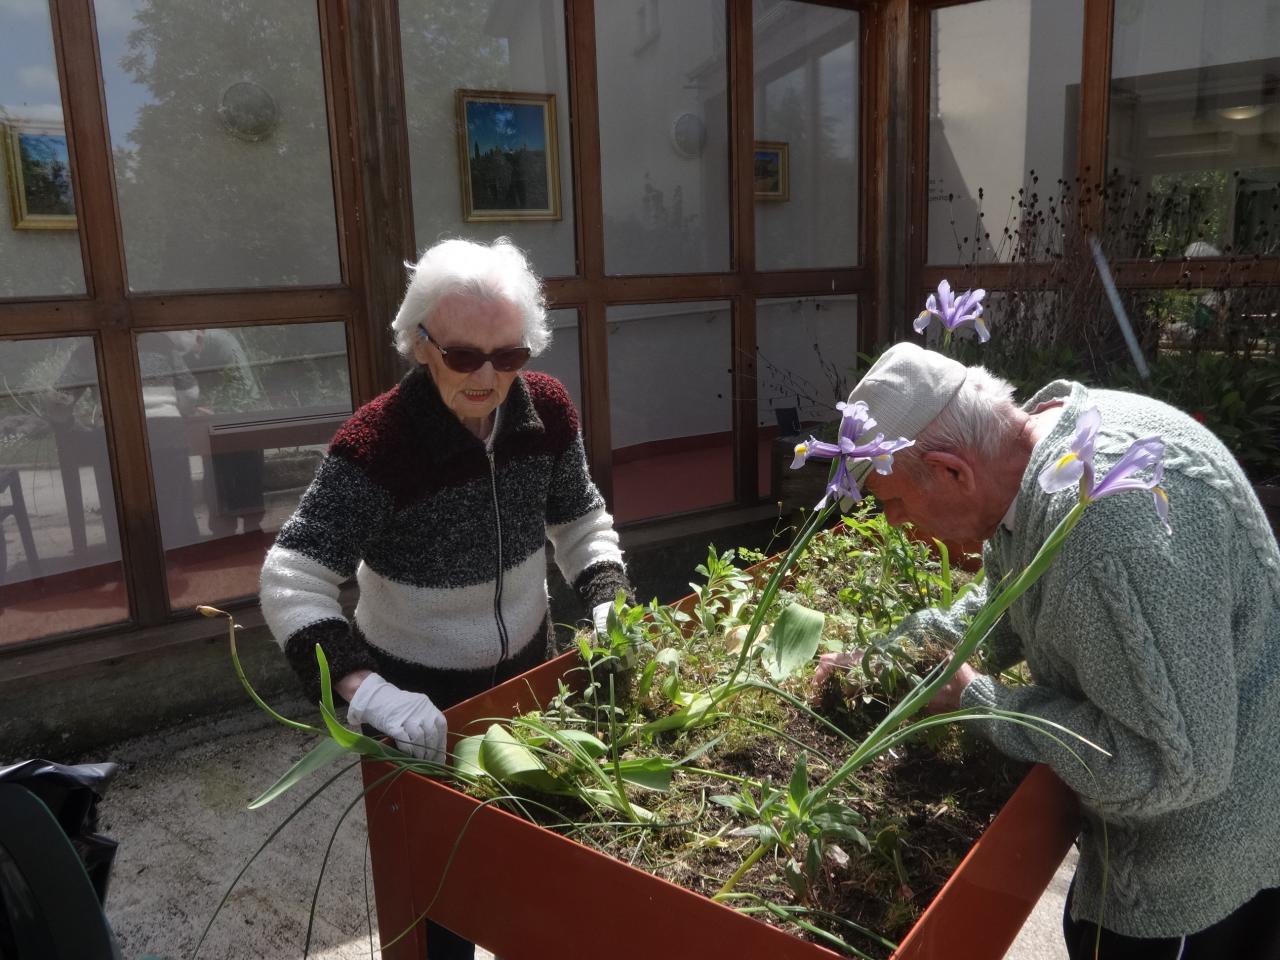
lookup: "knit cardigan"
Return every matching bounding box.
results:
[260,368,629,710]
[911,381,1280,938]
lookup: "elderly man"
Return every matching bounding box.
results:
[833,342,1280,959]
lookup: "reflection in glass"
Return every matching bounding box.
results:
[399,0,576,278]
[95,0,340,291]
[927,0,1083,264]
[597,1,731,275]
[135,323,353,610]
[0,338,126,644]
[1108,0,1280,259]
[526,308,582,414]
[755,3,859,270]
[0,2,86,298]
[607,301,732,522]
[757,295,858,497]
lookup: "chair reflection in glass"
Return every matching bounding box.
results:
[179,328,267,539]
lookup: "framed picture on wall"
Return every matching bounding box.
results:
[3,119,76,230]
[753,141,789,202]
[455,89,562,222]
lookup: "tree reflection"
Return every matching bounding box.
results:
[107,0,340,291]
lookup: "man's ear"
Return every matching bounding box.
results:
[921,450,977,494]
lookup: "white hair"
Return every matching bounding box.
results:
[390,237,550,359]
[897,365,1021,480]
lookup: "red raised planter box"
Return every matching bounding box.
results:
[362,645,1079,959]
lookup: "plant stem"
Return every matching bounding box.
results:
[714,840,772,899]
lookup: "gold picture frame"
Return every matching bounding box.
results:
[3,119,77,230]
[455,89,562,222]
[753,140,790,202]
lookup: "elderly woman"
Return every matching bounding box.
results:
[261,237,629,955]
[262,236,629,737]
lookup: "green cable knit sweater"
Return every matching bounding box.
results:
[921,380,1280,938]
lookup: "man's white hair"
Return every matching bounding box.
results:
[898,365,1021,478]
[390,237,549,359]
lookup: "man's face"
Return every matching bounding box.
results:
[412,293,525,424]
[863,460,980,543]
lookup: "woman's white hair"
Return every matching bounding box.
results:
[390,237,549,359]
[898,365,1022,479]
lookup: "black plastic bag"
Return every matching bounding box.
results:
[0,760,119,905]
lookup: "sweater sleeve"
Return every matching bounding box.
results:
[259,453,393,702]
[960,551,1237,823]
[890,578,1024,673]
[544,430,631,611]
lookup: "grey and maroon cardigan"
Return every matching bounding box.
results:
[260,367,630,710]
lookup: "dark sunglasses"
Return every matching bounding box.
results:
[418,325,531,373]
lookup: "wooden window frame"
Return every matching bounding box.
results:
[909,0,1280,306]
[0,0,383,654]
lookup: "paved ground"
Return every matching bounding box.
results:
[91,703,1069,959]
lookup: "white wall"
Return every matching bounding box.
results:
[400,0,577,277]
[596,0,731,275]
[606,302,733,449]
[755,2,860,269]
[1112,0,1280,77]
[927,0,1083,263]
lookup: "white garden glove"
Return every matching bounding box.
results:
[591,601,613,638]
[346,672,447,763]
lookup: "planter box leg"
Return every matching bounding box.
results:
[363,762,427,959]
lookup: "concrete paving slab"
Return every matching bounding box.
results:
[93,702,1069,959]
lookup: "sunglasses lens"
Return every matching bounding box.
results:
[492,348,532,372]
[442,350,486,373]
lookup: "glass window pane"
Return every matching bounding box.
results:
[928,0,1083,264]
[1,337,126,644]
[136,323,353,610]
[754,2,859,270]
[95,0,341,291]
[757,295,858,497]
[597,1,731,275]
[608,301,732,521]
[527,308,581,414]
[1109,0,1280,258]
[399,0,576,278]
[0,3,86,298]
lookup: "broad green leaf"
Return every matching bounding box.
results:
[318,700,395,758]
[478,724,560,792]
[636,660,659,700]
[315,644,336,720]
[248,737,348,809]
[729,824,780,844]
[785,858,808,899]
[788,756,809,812]
[655,648,681,668]
[526,728,608,759]
[710,793,751,814]
[604,757,677,792]
[318,698,363,750]
[641,693,716,735]
[760,602,825,682]
[581,788,655,822]
[451,735,485,777]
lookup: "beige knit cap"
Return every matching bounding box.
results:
[844,342,967,481]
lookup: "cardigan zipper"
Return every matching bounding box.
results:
[487,450,510,667]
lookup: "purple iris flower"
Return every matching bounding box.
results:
[790,400,914,510]
[1038,405,1171,532]
[913,280,989,343]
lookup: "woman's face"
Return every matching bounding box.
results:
[413,293,526,426]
